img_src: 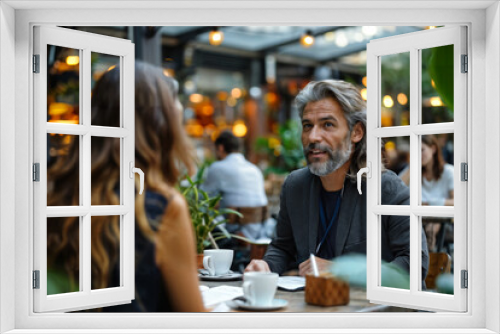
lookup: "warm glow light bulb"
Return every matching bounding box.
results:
[233,121,248,137]
[383,95,394,108]
[397,93,408,106]
[430,96,443,107]
[300,31,315,48]
[189,94,203,104]
[362,76,367,87]
[231,88,242,99]
[66,56,79,66]
[209,28,224,46]
[361,88,368,101]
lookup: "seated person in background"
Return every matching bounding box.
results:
[400,134,454,252]
[201,131,268,240]
[245,80,429,285]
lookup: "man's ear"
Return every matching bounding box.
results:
[351,122,364,144]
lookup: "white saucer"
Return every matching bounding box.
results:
[229,299,288,311]
[198,270,243,281]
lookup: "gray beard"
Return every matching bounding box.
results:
[304,141,352,177]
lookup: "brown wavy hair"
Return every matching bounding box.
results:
[421,134,445,180]
[47,61,196,290]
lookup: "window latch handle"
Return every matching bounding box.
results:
[357,162,371,195]
[129,162,144,195]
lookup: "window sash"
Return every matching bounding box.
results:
[33,25,136,313]
[366,26,467,312]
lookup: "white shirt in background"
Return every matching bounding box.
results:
[201,153,268,239]
[421,163,454,206]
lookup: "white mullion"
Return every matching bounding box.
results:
[412,206,455,217]
[372,205,454,217]
[78,48,85,291]
[409,46,420,295]
[46,123,89,136]
[373,123,454,139]
[412,122,454,135]
[47,206,90,217]
[120,53,124,286]
[372,205,411,216]
[46,205,129,217]
[365,46,379,296]
[90,126,129,138]
[122,46,135,299]
[372,126,411,138]
[82,47,92,294]
[90,205,129,216]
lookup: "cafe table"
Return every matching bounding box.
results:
[200,279,417,313]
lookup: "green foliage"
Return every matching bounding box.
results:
[330,254,410,290]
[255,119,306,175]
[427,44,454,111]
[47,267,79,295]
[179,164,242,254]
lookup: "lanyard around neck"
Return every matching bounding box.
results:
[315,186,344,255]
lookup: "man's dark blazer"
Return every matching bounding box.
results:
[263,167,429,281]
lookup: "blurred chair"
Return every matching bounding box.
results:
[225,205,270,271]
[425,252,452,290]
[226,205,268,226]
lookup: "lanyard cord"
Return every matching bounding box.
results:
[315,186,344,255]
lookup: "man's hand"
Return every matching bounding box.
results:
[298,256,333,276]
[244,259,271,273]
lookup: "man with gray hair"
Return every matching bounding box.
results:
[245,80,428,284]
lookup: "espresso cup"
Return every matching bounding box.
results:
[242,272,279,307]
[203,249,233,276]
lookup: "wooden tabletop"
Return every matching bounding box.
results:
[200,279,415,313]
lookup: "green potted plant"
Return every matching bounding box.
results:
[179,166,242,268]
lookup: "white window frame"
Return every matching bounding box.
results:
[365,26,468,312]
[33,26,136,312]
[0,1,498,333]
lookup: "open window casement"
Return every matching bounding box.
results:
[33,26,138,312]
[364,26,467,312]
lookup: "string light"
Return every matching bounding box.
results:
[65,56,79,66]
[300,30,315,48]
[233,120,248,137]
[383,95,394,108]
[397,93,408,106]
[209,27,224,46]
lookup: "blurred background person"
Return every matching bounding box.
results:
[399,134,454,252]
[201,131,269,241]
[47,61,204,312]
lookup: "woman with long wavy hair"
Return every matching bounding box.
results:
[47,60,204,312]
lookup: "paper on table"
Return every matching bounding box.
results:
[201,285,243,307]
[277,276,306,291]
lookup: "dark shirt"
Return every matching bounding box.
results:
[103,190,173,312]
[316,188,342,259]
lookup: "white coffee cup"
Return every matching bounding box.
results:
[242,272,279,307]
[203,249,233,276]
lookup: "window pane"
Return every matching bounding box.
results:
[91,52,120,127]
[47,45,80,125]
[420,134,454,206]
[47,134,80,206]
[380,52,410,127]
[380,215,410,290]
[91,137,121,205]
[91,215,121,290]
[381,136,410,204]
[421,45,454,124]
[422,216,454,294]
[47,217,80,295]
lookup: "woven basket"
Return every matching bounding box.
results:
[305,274,350,306]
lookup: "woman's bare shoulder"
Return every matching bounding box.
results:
[163,189,189,220]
